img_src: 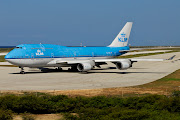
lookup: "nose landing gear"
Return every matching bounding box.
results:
[19,67,25,74]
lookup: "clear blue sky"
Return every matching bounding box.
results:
[0,0,180,46]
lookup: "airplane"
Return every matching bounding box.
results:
[4,22,175,74]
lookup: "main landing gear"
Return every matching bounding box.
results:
[56,67,62,71]
[19,67,25,74]
[68,66,78,72]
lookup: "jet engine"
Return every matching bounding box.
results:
[77,63,93,72]
[115,59,132,70]
[77,60,95,72]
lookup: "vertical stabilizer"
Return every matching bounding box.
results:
[108,22,133,47]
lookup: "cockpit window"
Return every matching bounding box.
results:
[15,47,22,49]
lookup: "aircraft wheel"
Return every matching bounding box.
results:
[20,67,25,74]
[57,67,62,71]
[20,71,25,74]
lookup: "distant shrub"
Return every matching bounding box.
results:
[0,93,179,119]
[172,90,180,97]
[63,113,78,120]
[153,96,180,112]
[0,109,13,120]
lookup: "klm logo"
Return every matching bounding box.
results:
[118,32,128,42]
[36,49,44,56]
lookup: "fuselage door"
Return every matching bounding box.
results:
[92,52,94,58]
[51,53,54,58]
[31,53,34,59]
[74,52,76,57]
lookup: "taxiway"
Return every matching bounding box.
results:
[0,52,179,90]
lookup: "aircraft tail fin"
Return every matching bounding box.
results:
[108,22,133,47]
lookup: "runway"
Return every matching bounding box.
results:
[0,52,179,90]
[0,52,8,56]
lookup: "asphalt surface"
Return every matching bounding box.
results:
[0,52,179,90]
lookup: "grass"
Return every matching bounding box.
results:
[0,55,6,62]
[132,69,180,94]
[160,78,180,81]
[145,69,180,83]
[0,48,13,53]
[160,69,180,81]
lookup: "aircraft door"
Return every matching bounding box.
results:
[51,53,54,58]
[74,52,76,57]
[92,52,94,58]
[31,53,34,59]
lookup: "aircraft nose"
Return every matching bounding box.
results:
[4,52,13,62]
[5,54,9,59]
[5,53,11,59]
[4,52,16,65]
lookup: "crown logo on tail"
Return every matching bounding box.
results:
[118,32,128,42]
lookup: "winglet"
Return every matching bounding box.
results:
[166,55,176,60]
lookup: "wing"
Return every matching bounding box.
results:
[47,55,175,72]
[94,55,175,62]
[48,55,175,65]
[94,58,165,62]
[48,59,95,65]
[93,55,175,70]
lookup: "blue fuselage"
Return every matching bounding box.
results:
[5,44,129,59]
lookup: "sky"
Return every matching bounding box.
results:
[0,0,180,46]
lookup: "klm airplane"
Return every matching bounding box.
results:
[5,22,173,74]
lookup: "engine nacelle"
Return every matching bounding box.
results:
[115,60,132,70]
[77,62,94,72]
